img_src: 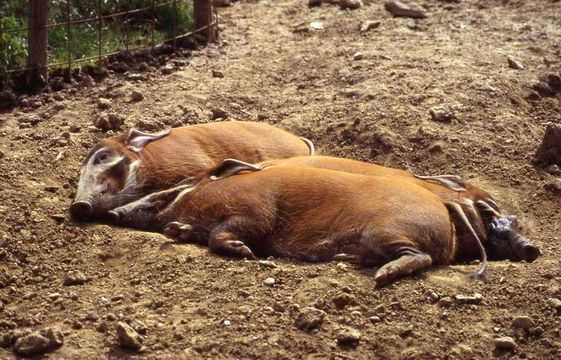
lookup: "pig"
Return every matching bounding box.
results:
[70,121,314,220]
[255,156,541,267]
[108,162,540,286]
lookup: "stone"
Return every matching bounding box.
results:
[544,181,561,197]
[384,1,428,19]
[340,0,363,10]
[116,321,143,351]
[535,124,561,166]
[507,57,524,70]
[454,293,483,304]
[353,52,364,60]
[211,107,229,120]
[533,82,554,97]
[13,327,63,356]
[212,70,224,78]
[336,327,361,347]
[296,307,326,331]
[360,20,381,32]
[512,316,535,330]
[494,336,516,351]
[310,20,324,31]
[546,73,561,93]
[369,316,381,323]
[430,106,454,123]
[63,270,88,286]
[97,98,111,110]
[258,260,277,268]
[161,65,174,75]
[332,293,357,309]
[546,164,561,176]
[0,90,17,110]
[263,277,276,286]
[438,297,453,307]
[93,113,124,132]
[131,90,144,102]
[547,298,561,312]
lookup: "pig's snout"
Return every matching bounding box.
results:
[517,241,541,263]
[70,201,93,221]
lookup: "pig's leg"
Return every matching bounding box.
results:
[163,222,194,242]
[208,216,259,260]
[373,246,433,287]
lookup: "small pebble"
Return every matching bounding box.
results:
[512,316,535,330]
[116,321,143,351]
[131,90,144,102]
[263,277,276,286]
[508,56,524,70]
[336,327,361,347]
[494,336,516,351]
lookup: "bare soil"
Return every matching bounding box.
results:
[1,0,561,358]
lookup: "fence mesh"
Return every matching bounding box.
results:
[0,0,216,78]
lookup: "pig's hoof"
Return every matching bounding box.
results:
[221,240,257,260]
[332,253,360,263]
[164,222,193,242]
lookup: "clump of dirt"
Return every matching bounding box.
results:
[1,0,561,358]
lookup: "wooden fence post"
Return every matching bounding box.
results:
[27,0,49,86]
[194,0,216,43]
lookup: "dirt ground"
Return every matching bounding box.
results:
[1,0,561,358]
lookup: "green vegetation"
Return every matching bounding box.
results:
[0,0,194,71]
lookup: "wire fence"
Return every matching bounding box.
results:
[0,0,217,88]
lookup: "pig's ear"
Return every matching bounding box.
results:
[125,128,171,153]
[210,159,262,181]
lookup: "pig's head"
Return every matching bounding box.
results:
[70,128,170,221]
[107,184,193,231]
[486,215,541,263]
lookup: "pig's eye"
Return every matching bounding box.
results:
[94,151,110,164]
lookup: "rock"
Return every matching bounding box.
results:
[544,181,561,197]
[454,293,483,304]
[0,90,17,109]
[296,307,326,331]
[19,115,43,126]
[212,70,224,78]
[161,65,174,75]
[546,73,561,93]
[353,52,364,60]
[258,260,277,268]
[438,297,453,307]
[332,293,357,309]
[131,90,144,102]
[451,344,473,358]
[340,0,363,10]
[384,1,428,19]
[93,113,124,132]
[211,107,229,120]
[13,327,63,356]
[293,23,310,34]
[512,316,535,330]
[63,270,88,286]
[430,106,454,123]
[533,82,554,97]
[535,124,561,166]
[0,150,4,160]
[308,0,322,7]
[507,57,524,70]
[369,316,381,323]
[336,327,361,347]
[263,277,276,286]
[548,298,561,312]
[97,98,111,110]
[494,336,516,351]
[359,20,381,32]
[546,164,561,176]
[116,321,143,351]
[310,20,324,31]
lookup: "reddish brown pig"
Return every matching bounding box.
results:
[255,156,540,265]
[70,121,314,220]
[110,166,458,286]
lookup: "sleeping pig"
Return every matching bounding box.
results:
[70,121,314,220]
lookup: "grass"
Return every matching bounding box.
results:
[1,0,194,71]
